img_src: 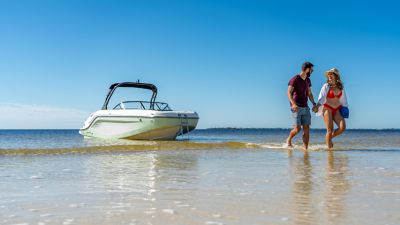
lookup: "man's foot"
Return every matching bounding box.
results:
[283,141,293,148]
[285,138,293,148]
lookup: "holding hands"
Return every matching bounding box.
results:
[312,104,318,113]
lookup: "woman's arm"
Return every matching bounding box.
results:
[315,83,329,116]
[316,83,329,107]
[341,89,349,107]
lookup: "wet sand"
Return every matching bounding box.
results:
[1,148,399,225]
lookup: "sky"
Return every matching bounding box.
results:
[0,0,399,129]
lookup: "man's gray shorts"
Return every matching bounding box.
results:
[292,107,311,126]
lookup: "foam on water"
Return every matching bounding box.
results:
[1,140,399,156]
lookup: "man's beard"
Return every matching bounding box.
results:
[306,71,311,77]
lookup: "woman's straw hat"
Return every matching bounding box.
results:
[325,68,340,78]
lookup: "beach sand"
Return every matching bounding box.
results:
[1,129,399,224]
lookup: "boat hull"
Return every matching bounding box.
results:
[79,110,199,140]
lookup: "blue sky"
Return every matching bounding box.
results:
[0,0,399,129]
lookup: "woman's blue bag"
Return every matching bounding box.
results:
[340,107,349,118]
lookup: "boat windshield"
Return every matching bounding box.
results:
[113,101,172,111]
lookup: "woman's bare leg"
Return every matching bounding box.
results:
[323,109,334,149]
[333,112,346,138]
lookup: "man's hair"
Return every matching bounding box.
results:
[302,61,314,71]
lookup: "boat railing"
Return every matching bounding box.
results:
[113,101,172,111]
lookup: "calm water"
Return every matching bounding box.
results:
[1,129,400,225]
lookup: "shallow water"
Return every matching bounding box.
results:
[1,129,399,153]
[0,129,400,225]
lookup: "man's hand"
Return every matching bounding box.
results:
[291,104,299,112]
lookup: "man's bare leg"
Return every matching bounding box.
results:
[286,125,301,147]
[302,125,310,150]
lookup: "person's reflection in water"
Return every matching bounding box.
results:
[289,151,317,225]
[325,151,350,224]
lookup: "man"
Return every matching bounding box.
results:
[286,62,318,150]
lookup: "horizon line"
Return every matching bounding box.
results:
[0,128,399,131]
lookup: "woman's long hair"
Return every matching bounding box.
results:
[327,73,343,90]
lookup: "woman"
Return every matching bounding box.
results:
[316,68,349,149]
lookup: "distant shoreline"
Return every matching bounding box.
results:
[0,128,399,131]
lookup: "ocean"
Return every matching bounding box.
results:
[1,129,399,225]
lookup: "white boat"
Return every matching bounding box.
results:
[79,82,199,140]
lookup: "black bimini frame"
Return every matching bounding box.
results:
[101,82,158,110]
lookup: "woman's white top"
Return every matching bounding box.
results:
[316,83,349,116]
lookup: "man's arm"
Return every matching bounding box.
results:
[288,86,298,112]
[308,89,317,112]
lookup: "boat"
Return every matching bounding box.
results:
[79,82,199,140]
